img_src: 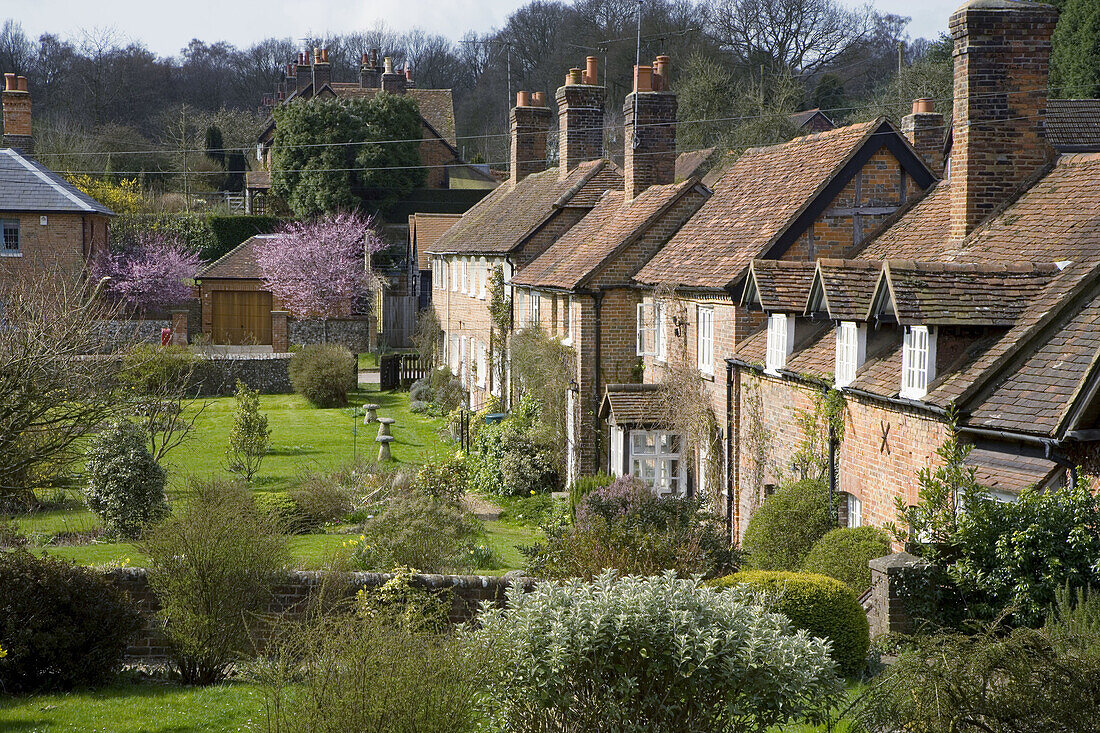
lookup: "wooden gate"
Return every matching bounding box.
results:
[211,290,273,345]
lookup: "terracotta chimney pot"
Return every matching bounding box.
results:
[655,56,670,86]
[532,91,545,107]
[3,73,14,91]
[913,98,934,114]
[405,67,412,81]
[517,90,531,107]
[16,76,26,92]
[384,56,393,74]
[634,65,653,93]
[585,56,598,85]
[567,68,583,85]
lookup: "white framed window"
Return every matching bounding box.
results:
[697,306,714,374]
[765,313,793,375]
[450,259,457,292]
[654,302,666,361]
[629,430,685,497]
[476,341,487,388]
[530,292,541,326]
[479,257,487,299]
[901,325,936,399]
[636,300,666,359]
[847,493,862,528]
[834,321,866,388]
[449,334,459,373]
[1,219,20,256]
[563,295,573,344]
[609,425,624,476]
[515,289,527,327]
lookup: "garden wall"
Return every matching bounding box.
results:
[88,318,171,353]
[104,568,534,660]
[190,353,293,396]
[289,318,372,353]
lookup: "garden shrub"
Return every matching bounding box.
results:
[568,471,613,517]
[743,478,835,571]
[802,526,892,595]
[854,594,1100,732]
[289,343,357,407]
[225,379,271,481]
[475,570,844,732]
[285,476,355,533]
[415,455,468,504]
[143,479,289,685]
[467,395,560,497]
[526,476,739,580]
[84,418,168,539]
[204,215,279,262]
[112,213,278,262]
[426,365,464,414]
[354,488,483,573]
[711,570,870,676]
[0,516,26,546]
[0,550,142,691]
[121,343,197,394]
[261,588,483,733]
[409,378,432,403]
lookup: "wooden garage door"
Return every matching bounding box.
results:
[211,290,272,345]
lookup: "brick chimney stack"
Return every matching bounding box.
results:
[902,98,945,177]
[624,55,676,199]
[295,52,311,94]
[311,47,331,90]
[2,73,32,154]
[381,56,407,94]
[510,91,552,186]
[948,0,1058,240]
[360,49,382,89]
[555,56,606,179]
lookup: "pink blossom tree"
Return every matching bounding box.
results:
[91,233,202,313]
[258,211,384,339]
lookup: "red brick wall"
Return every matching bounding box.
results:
[0,212,109,284]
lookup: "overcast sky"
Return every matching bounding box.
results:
[10,0,957,57]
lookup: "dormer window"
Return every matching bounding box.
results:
[901,325,936,399]
[834,321,866,388]
[765,314,793,375]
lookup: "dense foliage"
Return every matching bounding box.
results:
[1050,0,1100,99]
[289,343,358,407]
[84,419,168,539]
[713,570,871,676]
[854,588,1100,732]
[476,570,843,732]
[743,478,835,571]
[467,394,559,496]
[0,550,142,692]
[526,475,739,580]
[271,96,424,217]
[111,213,279,262]
[143,480,289,685]
[568,471,613,518]
[801,525,892,595]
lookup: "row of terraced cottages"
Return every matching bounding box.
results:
[423,0,1100,541]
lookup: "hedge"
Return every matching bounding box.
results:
[711,570,870,676]
[742,478,835,571]
[802,526,892,595]
[112,213,279,262]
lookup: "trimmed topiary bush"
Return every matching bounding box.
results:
[802,526,892,595]
[743,478,834,571]
[0,550,142,691]
[476,570,844,732]
[84,418,168,539]
[711,570,870,676]
[289,343,357,407]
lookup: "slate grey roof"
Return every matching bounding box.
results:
[0,149,114,215]
[1045,99,1100,153]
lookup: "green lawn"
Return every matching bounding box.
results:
[0,678,265,732]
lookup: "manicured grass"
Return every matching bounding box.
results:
[0,678,265,732]
[481,518,541,574]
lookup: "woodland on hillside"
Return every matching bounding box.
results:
[0,0,1094,195]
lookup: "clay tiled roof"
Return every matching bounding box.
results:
[873,261,1058,326]
[848,344,904,397]
[786,329,836,379]
[197,234,277,279]
[675,147,717,181]
[636,120,885,289]
[410,213,461,270]
[733,328,769,368]
[599,384,664,425]
[964,448,1060,494]
[512,180,699,290]
[857,183,953,260]
[742,260,817,313]
[430,160,622,255]
[1045,99,1100,152]
[328,86,457,147]
[807,259,882,320]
